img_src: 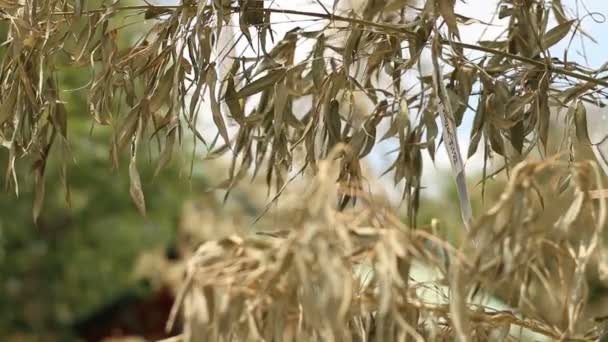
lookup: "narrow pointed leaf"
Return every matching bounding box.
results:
[574,100,592,145]
[129,159,146,216]
[542,20,575,50]
[235,70,286,99]
[207,64,231,145]
[273,78,288,137]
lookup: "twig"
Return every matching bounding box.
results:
[8,4,607,88]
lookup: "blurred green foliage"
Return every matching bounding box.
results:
[0,12,207,340]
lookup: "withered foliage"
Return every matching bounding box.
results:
[2,0,608,340]
[153,150,608,341]
[1,0,607,221]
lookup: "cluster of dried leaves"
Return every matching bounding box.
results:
[151,149,607,341]
[1,0,607,222]
[3,0,608,340]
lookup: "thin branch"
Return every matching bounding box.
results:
[46,4,418,37]
[449,40,608,88]
[38,3,608,89]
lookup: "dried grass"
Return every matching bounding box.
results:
[2,1,608,340]
[151,149,608,342]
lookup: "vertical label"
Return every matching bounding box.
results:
[438,103,464,176]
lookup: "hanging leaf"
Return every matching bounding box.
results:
[32,161,46,224]
[325,99,342,149]
[537,91,551,152]
[154,126,177,178]
[468,96,485,158]
[437,0,459,38]
[0,86,17,125]
[273,78,288,137]
[343,25,363,73]
[149,65,176,113]
[487,125,505,156]
[509,120,524,154]
[312,35,326,89]
[573,100,592,146]
[234,70,286,99]
[52,102,68,140]
[206,64,231,146]
[225,77,245,123]
[542,20,575,50]
[129,158,146,217]
[552,0,569,24]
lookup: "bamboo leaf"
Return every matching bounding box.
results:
[574,100,592,145]
[537,92,550,152]
[149,65,175,113]
[552,0,569,24]
[129,158,146,217]
[206,64,231,146]
[0,86,17,125]
[325,99,342,148]
[234,70,286,99]
[154,126,177,178]
[312,35,326,89]
[542,20,575,50]
[437,0,459,38]
[32,163,46,224]
[225,77,245,123]
[343,25,362,72]
[274,78,288,137]
[468,96,485,158]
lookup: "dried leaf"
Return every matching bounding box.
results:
[343,26,363,72]
[437,0,459,38]
[154,126,177,178]
[32,164,46,223]
[509,120,524,154]
[574,100,591,146]
[542,20,575,50]
[225,77,244,123]
[274,78,288,137]
[552,0,569,24]
[235,70,286,99]
[149,65,176,113]
[0,0,22,9]
[537,92,550,152]
[239,0,265,26]
[206,64,231,145]
[53,102,68,140]
[129,158,146,216]
[0,86,17,125]
[485,123,504,156]
[312,35,326,89]
[325,99,342,149]
[468,96,485,158]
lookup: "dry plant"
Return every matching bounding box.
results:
[3,0,608,341]
[151,148,608,342]
[1,0,607,222]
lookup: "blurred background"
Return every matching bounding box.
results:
[1,0,608,341]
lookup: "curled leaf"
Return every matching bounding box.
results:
[574,100,591,146]
[207,64,231,145]
[129,159,146,216]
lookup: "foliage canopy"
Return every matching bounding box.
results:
[2,0,608,340]
[1,0,607,222]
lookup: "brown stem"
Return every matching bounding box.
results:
[16,4,608,89]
